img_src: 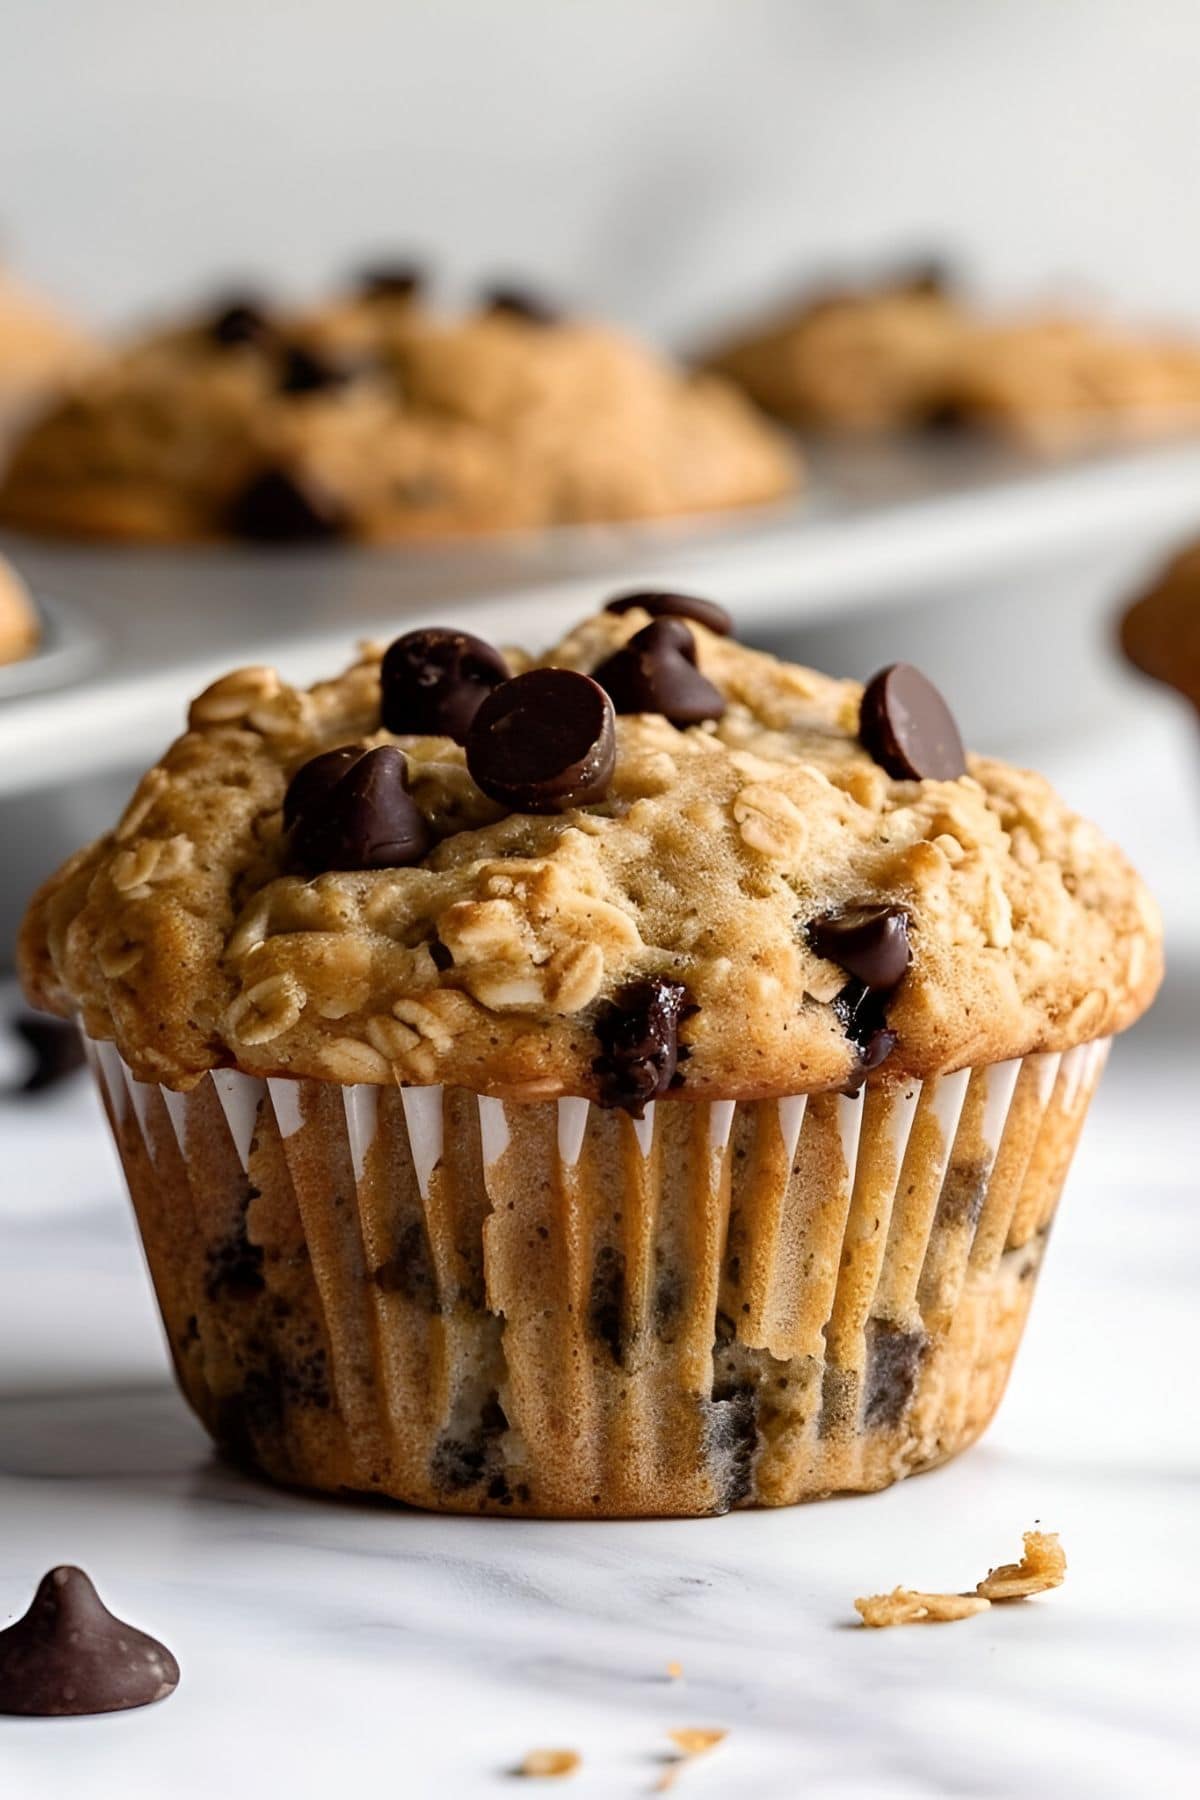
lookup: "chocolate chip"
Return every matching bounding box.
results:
[592,976,691,1115]
[282,745,363,831]
[381,628,511,743]
[428,938,454,972]
[0,1567,179,1716]
[208,299,274,349]
[859,663,966,781]
[592,619,725,727]
[893,257,953,298]
[226,465,347,543]
[834,981,896,1090]
[465,669,615,813]
[863,1321,926,1429]
[808,904,911,992]
[278,344,355,395]
[481,284,561,325]
[604,590,733,637]
[288,745,431,872]
[357,262,425,301]
[12,1015,86,1093]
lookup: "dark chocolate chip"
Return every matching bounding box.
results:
[277,344,355,395]
[892,256,953,298]
[859,662,966,782]
[481,284,561,325]
[0,1567,179,1716]
[357,262,425,302]
[282,745,362,831]
[919,396,972,434]
[808,904,911,992]
[288,745,431,873]
[592,618,725,727]
[226,465,347,543]
[834,980,897,1091]
[863,1321,926,1429]
[604,590,733,637]
[592,976,691,1115]
[428,938,454,972]
[13,1016,86,1093]
[465,668,615,813]
[381,628,511,743]
[208,299,274,349]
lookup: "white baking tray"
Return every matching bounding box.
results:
[1,434,1198,800]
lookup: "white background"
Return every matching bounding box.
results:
[4,0,1200,339]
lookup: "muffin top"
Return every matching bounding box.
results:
[0,281,796,542]
[0,553,39,666]
[20,595,1161,1103]
[1120,541,1200,710]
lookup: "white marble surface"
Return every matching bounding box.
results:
[2,703,1198,1799]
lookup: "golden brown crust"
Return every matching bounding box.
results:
[19,606,1161,1096]
[0,303,797,542]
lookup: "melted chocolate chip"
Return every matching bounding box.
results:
[808,904,911,992]
[13,1016,86,1093]
[465,669,616,813]
[481,284,561,325]
[226,465,347,543]
[381,628,511,743]
[357,262,425,301]
[592,977,691,1115]
[278,344,355,395]
[859,663,966,782]
[208,299,274,349]
[288,745,431,872]
[834,981,896,1091]
[0,1567,179,1716]
[282,745,363,832]
[592,618,725,727]
[604,590,733,637]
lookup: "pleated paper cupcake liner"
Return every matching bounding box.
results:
[82,1032,1108,1517]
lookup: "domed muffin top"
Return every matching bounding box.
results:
[20,595,1161,1103]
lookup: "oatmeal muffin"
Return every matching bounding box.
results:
[0,268,91,422]
[700,263,971,434]
[0,278,797,542]
[1120,539,1200,712]
[20,592,1160,1516]
[0,553,38,665]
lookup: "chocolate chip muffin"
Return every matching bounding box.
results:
[0,277,797,543]
[1120,539,1200,712]
[20,592,1160,1516]
[0,553,38,665]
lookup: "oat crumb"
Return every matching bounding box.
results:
[855,1586,991,1628]
[667,1728,726,1757]
[517,1747,580,1778]
[665,1660,684,1681]
[977,1529,1067,1601]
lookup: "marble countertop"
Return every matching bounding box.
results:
[2,701,1198,1800]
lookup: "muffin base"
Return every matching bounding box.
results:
[84,1038,1107,1517]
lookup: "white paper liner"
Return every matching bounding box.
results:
[85,1036,1110,1517]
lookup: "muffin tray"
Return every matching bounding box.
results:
[3,432,1200,798]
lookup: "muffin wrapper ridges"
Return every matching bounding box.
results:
[83,1034,1108,1517]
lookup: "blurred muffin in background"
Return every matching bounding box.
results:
[0,267,92,424]
[0,272,798,544]
[1120,540,1200,713]
[700,262,968,435]
[704,265,1200,453]
[0,553,38,665]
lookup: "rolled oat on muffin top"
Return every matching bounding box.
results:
[20,595,1161,1100]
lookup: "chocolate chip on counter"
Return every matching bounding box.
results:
[0,1567,179,1716]
[592,976,691,1115]
[207,299,274,349]
[226,465,348,543]
[592,618,726,727]
[808,904,911,992]
[13,1016,86,1093]
[282,745,363,832]
[858,663,966,781]
[357,261,425,301]
[605,590,734,637]
[381,628,511,743]
[277,344,355,395]
[288,745,431,872]
[481,284,561,325]
[465,669,616,813]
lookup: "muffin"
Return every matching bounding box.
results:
[0,553,39,666]
[0,268,91,423]
[1119,540,1200,711]
[700,264,969,435]
[19,593,1160,1516]
[0,278,797,543]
